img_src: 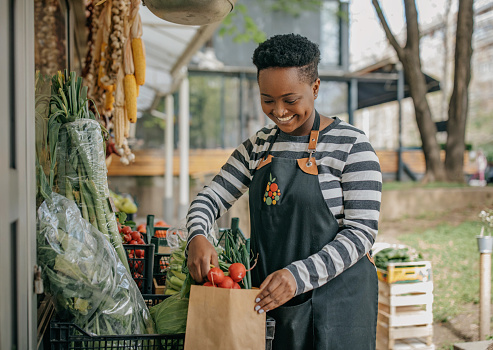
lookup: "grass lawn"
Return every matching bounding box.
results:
[398,220,487,323]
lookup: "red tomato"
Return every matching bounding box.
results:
[218,276,235,289]
[203,281,215,287]
[130,240,138,245]
[131,231,141,241]
[135,249,145,258]
[137,238,145,245]
[207,267,225,285]
[232,282,241,289]
[123,234,132,243]
[133,261,144,274]
[122,226,132,234]
[228,263,246,283]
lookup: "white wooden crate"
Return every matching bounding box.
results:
[377,338,435,350]
[377,280,434,350]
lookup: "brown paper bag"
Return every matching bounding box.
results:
[184,285,266,350]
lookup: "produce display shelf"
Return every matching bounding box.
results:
[50,294,276,350]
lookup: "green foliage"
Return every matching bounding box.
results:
[398,221,485,322]
[218,0,323,44]
[219,4,266,44]
[268,0,322,16]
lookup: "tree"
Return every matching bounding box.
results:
[372,0,474,182]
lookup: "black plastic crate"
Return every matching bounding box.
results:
[265,317,275,350]
[50,321,184,350]
[153,253,171,286]
[50,294,275,350]
[123,244,155,294]
[142,294,170,307]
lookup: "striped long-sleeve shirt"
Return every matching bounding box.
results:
[186,117,382,295]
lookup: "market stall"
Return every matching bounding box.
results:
[31,0,277,348]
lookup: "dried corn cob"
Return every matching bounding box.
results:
[132,38,145,85]
[124,74,137,123]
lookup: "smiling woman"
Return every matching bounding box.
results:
[186,33,382,350]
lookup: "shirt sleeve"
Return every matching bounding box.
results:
[284,133,382,296]
[186,134,257,246]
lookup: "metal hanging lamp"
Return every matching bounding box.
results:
[142,0,235,26]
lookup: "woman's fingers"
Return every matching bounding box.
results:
[187,235,217,283]
[254,269,297,313]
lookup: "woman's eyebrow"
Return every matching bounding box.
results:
[260,93,297,97]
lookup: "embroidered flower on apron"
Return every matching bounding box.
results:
[263,173,281,205]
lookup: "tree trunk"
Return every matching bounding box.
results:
[445,0,474,182]
[372,0,446,182]
[401,52,447,182]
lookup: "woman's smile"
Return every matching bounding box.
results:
[276,114,296,123]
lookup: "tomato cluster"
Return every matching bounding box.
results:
[120,226,145,248]
[120,225,147,289]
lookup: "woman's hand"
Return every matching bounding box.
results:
[254,269,297,313]
[187,235,218,283]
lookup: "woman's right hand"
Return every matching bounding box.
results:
[187,235,219,283]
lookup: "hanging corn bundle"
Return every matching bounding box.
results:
[82,0,144,165]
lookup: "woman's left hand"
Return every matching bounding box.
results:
[254,269,297,313]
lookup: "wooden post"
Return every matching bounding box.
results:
[479,252,491,340]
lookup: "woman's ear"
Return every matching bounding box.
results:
[312,78,321,98]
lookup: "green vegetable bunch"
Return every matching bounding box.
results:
[36,70,129,272]
[374,247,423,270]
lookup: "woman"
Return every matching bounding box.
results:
[186,33,381,350]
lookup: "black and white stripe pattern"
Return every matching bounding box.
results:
[186,117,382,295]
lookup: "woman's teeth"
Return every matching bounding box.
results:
[277,115,294,122]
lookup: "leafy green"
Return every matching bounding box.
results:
[37,193,155,336]
[374,247,423,269]
[150,294,189,335]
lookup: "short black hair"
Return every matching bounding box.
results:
[252,33,321,84]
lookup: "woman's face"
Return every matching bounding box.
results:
[258,67,320,136]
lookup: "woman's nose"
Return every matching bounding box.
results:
[272,103,286,117]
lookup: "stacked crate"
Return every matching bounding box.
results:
[376,261,434,350]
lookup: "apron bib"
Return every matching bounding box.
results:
[249,112,378,350]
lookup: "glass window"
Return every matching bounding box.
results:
[315,80,348,117]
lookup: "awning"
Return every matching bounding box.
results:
[353,59,441,110]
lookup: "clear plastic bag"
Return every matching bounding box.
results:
[37,192,155,335]
[55,119,129,272]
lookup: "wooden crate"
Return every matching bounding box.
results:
[377,280,434,350]
[153,278,166,294]
[377,261,432,284]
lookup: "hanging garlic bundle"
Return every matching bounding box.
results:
[35,0,65,76]
[84,1,106,112]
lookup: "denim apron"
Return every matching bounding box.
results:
[249,112,378,350]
